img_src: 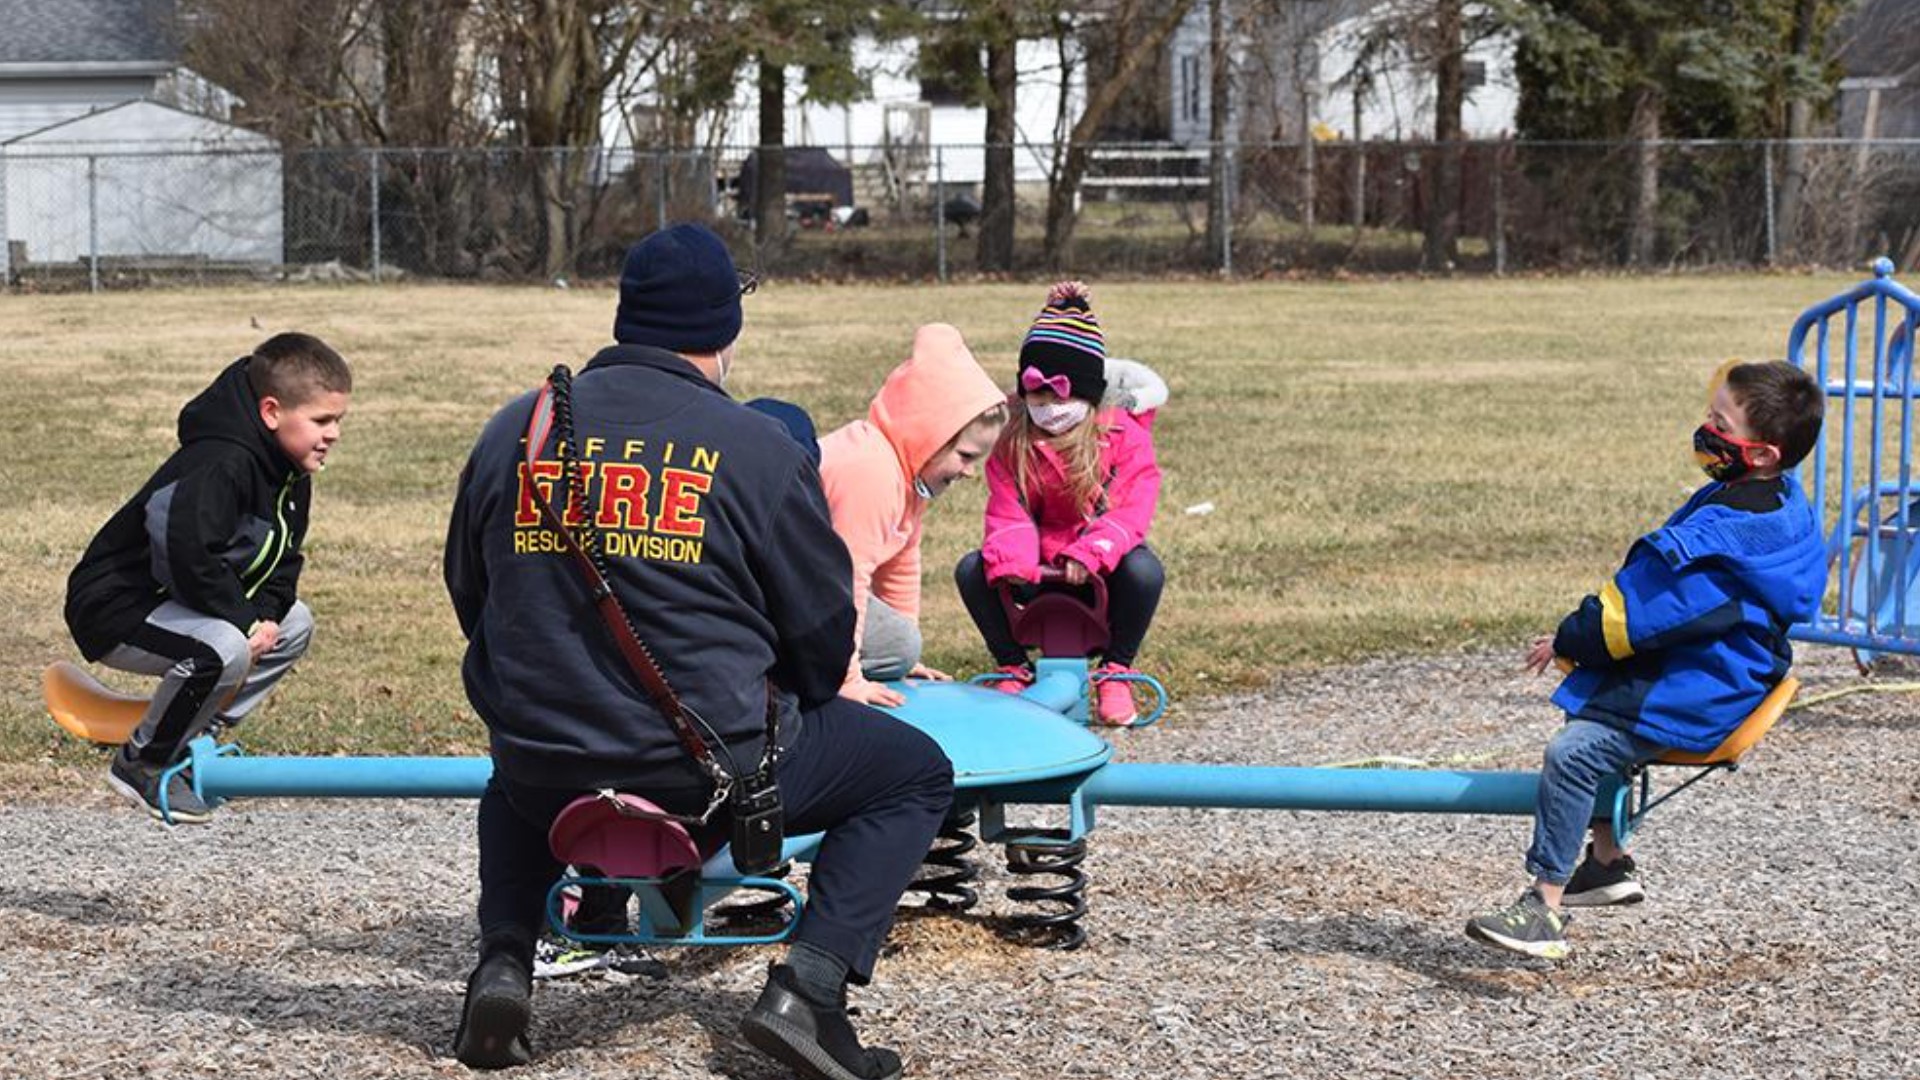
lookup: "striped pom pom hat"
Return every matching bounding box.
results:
[1018,287,1107,404]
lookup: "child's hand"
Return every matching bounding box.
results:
[906,663,952,682]
[1058,558,1091,586]
[247,620,280,662]
[841,676,906,709]
[1523,636,1557,676]
[1047,280,1091,306]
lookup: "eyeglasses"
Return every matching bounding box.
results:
[737,269,759,297]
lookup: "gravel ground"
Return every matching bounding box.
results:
[3,645,1916,1080]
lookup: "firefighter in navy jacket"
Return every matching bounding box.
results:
[446,223,952,1080]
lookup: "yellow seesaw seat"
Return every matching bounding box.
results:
[1654,675,1798,767]
[43,661,149,745]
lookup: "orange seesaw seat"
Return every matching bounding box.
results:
[43,661,149,745]
[1653,675,1799,768]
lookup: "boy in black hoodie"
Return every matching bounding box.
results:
[65,333,351,824]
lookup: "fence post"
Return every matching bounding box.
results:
[87,155,99,294]
[934,146,947,284]
[1223,142,1235,277]
[0,147,9,287]
[1763,140,1777,265]
[368,148,382,282]
[1492,144,1506,277]
[656,150,669,232]
[1301,136,1316,242]
[1351,139,1365,236]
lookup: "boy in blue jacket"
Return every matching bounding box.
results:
[1467,360,1827,960]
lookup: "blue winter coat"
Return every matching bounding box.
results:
[1551,476,1828,753]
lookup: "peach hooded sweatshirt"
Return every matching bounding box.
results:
[819,323,1006,693]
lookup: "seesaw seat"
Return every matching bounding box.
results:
[989,572,1170,727]
[43,661,147,745]
[1653,676,1799,767]
[546,791,823,946]
[1613,675,1800,838]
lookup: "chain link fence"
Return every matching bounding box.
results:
[6,140,1920,290]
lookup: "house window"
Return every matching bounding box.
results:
[1463,60,1487,91]
[920,39,979,107]
[1182,54,1202,124]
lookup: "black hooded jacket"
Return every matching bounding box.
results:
[66,358,311,660]
[444,345,857,789]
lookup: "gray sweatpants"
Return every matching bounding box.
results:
[100,600,313,763]
[859,596,921,682]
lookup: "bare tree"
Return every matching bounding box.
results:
[1044,0,1198,266]
[1205,0,1231,270]
[980,2,1020,272]
[482,1,660,279]
[1424,0,1464,270]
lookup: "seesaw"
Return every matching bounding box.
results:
[966,565,1170,728]
[44,577,1794,952]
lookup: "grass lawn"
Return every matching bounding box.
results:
[0,269,1873,761]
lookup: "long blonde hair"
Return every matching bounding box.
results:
[997,405,1108,514]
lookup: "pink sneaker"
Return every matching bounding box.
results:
[1092,663,1140,727]
[987,663,1034,695]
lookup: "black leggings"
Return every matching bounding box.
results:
[954,545,1164,668]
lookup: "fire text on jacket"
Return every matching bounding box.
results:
[511,442,719,565]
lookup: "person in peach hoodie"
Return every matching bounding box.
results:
[819,323,1010,707]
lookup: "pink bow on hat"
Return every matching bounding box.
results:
[1021,366,1074,398]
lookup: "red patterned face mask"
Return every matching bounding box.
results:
[1694,423,1772,482]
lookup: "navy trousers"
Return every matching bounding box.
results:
[477,696,953,982]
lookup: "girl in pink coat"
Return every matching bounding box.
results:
[955,282,1165,726]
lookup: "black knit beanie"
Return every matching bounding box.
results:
[1017,292,1106,404]
[612,223,742,353]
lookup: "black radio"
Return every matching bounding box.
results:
[728,767,785,876]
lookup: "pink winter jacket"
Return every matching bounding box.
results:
[819,323,1006,692]
[981,409,1161,583]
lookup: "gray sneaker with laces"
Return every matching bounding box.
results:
[107,746,212,825]
[1466,887,1570,959]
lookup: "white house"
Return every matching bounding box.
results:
[1165,0,1518,146]
[696,36,1084,188]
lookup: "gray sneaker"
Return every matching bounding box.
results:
[1466,887,1570,959]
[1562,845,1645,908]
[107,747,212,825]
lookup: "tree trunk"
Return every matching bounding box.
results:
[1044,0,1197,265]
[1628,85,1661,267]
[1777,0,1819,263]
[979,22,1017,273]
[1205,0,1231,271]
[538,149,571,279]
[1422,0,1463,272]
[756,54,787,249]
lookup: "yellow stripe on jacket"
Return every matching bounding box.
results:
[1600,579,1635,660]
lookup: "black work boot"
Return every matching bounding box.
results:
[453,949,534,1069]
[740,964,903,1080]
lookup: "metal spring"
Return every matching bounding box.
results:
[907,809,981,911]
[1003,831,1087,951]
[708,862,795,929]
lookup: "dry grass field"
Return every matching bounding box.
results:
[0,270,1872,761]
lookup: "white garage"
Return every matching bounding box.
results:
[2,99,283,269]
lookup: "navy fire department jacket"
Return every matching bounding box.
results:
[65,358,309,661]
[445,345,857,788]
[1550,476,1828,753]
